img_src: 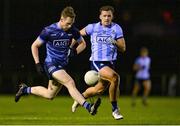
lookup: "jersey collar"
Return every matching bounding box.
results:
[99,22,112,28]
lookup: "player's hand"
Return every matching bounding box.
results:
[141,65,146,69]
[109,38,117,44]
[68,47,77,57]
[35,63,44,74]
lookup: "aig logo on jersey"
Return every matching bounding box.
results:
[53,39,69,47]
[96,36,112,44]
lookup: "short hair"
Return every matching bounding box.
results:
[61,6,76,19]
[99,5,115,14]
[140,47,149,53]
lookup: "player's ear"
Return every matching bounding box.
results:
[60,16,65,22]
[112,14,114,20]
[99,14,102,20]
[60,18,63,23]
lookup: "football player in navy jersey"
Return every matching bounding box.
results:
[132,47,151,106]
[15,6,101,115]
[72,6,126,120]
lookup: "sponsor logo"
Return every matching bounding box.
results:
[53,39,69,46]
[96,36,112,44]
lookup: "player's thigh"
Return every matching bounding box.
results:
[142,80,151,90]
[52,69,74,86]
[99,66,119,81]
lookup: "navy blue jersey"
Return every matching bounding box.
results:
[38,22,82,66]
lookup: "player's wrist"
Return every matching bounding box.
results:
[110,38,117,44]
[35,63,44,74]
[68,47,77,57]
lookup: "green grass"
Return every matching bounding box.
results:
[0,95,180,125]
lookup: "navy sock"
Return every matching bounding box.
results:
[111,101,118,112]
[23,87,31,94]
[82,101,91,111]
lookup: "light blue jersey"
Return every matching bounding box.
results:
[135,56,151,79]
[85,22,124,61]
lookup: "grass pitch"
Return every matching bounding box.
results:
[0,95,180,125]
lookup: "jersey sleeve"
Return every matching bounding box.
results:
[38,27,49,43]
[85,24,93,35]
[115,24,124,40]
[72,27,83,43]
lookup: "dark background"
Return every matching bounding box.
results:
[0,0,180,96]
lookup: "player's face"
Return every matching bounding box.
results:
[99,10,113,26]
[140,50,148,57]
[60,17,74,31]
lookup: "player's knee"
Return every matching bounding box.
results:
[65,79,76,89]
[144,83,151,91]
[111,74,120,83]
[145,86,151,92]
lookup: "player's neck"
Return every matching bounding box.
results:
[100,22,112,27]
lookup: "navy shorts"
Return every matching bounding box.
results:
[44,62,66,80]
[135,78,150,85]
[90,61,116,72]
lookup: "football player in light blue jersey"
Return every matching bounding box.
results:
[15,6,101,115]
[132,47,151,106]
[72,5,126,120]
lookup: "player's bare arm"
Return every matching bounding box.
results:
[76,37,86,54]
[80,28,87,36]
[70,39,77,48]
[31,38,43,64]
[133,64,141,71]
[116,38,126,53]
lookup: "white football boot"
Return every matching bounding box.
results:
[112,109,123,120]
[72,100,79,112]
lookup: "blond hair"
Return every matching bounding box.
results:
[61,6,76,19]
